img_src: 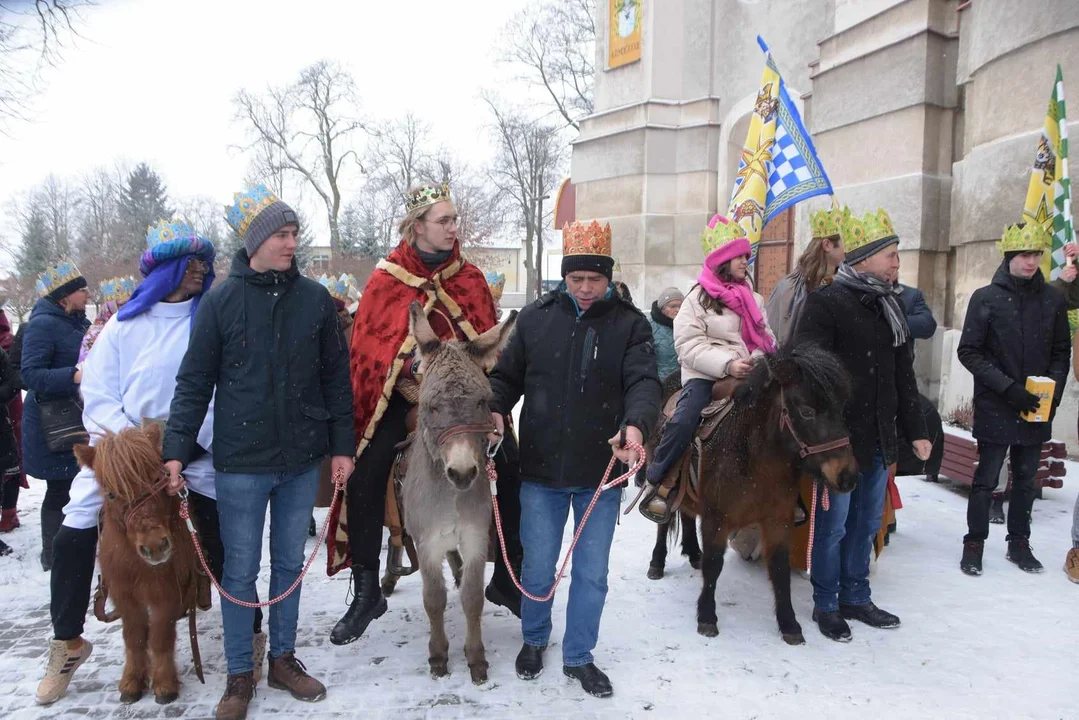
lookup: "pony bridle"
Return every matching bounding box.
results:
[779,388,851,459]
[111,474,171,529]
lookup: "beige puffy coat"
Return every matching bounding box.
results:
[673,285,774,383]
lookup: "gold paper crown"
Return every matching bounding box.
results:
[562,220,612,258]
[36,258,84,298]
[404,183,451,213]
[998,223,1051,254]
[485,271,506,299]
[810,206,851,240]
[100,276,137,304]
[700,215,747,253]
[841,208,897,255]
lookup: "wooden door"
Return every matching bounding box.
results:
[753,207,794,300]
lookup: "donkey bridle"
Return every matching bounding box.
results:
[779,389,851,459]
[110,474,172,529]
[436,423,502,458]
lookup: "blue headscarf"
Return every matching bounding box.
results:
[117,255,214,324]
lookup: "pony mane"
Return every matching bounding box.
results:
[734,343,851,408]
[92,429,163,502]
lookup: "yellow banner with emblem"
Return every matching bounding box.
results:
[608,0,642,69]
[727,55,780,257]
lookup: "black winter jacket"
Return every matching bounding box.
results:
[957,264,1070,446]
[489,289,661,489]
[793,281,927,469]
[163,251,355,473]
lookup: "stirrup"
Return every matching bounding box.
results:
[638,484,674,525]
[386,541,418,577]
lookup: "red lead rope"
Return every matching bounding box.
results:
[806,480,830,573]
[177,469,348,609]
[489,441,645,603]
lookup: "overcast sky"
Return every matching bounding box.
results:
[0,0,542,257]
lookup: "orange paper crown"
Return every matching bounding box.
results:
[562,220,612,258]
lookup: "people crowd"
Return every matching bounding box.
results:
[1,178,1076,718]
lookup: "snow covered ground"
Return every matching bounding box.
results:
[0,469,1076,719]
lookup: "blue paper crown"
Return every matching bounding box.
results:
[146,218,196,249]
[100,276,138,304]
[36,258,84,298]
[224,184,279,237]
[318,273,354,303]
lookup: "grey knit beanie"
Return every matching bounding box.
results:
[243,200,298,257]
[657,286,684,310]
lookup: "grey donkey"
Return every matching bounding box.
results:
[401,301,518,684]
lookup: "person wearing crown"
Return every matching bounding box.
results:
[21,259,90,575]
[34,220,241,706]
[162,187,355,719]
[641,215,776,520]
[487,219,660,698]
[486,271,506,314]
[957,222,1070,577]
[793,208,931,642]
[78,276,137,367]
[326,182,525,645]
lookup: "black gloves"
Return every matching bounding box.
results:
[1004,383,1041,414]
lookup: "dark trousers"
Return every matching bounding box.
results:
[49,490,249,640]
[646,378,713,485]
[347,392,523,576]
[42,477,73,512]
[965,442,1041,543]
[1,473,18,509]
[896,394,944,478]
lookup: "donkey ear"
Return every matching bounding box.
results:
[409,301,441,362]
[468,310,518,373]
[73,443,95,470]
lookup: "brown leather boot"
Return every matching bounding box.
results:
[268,653,326,702]
[215,672,255,720]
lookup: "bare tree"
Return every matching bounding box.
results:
[484,94,564,301]
[501,0,596,130]
[367,113,436,200]
[39,173,78,257]
[0,1,91,128]
[0,272,38,320]
[233,60,364,249]
[431,155,505,249]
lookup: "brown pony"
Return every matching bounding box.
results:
[74,424,197,704]
[664,344,858,644]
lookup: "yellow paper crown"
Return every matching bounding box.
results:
[100,276,137,304]
[700,215,747,254]
[35,258,83,298]
[841,208,897,255]
[810,206,851,240]
[404,184,451,213]
[998,223,1051,254]
[562,220,612,258]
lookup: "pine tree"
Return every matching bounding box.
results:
[336,203,360,257]
[118,163,173,262]
[16,202,53,279]
[356,204,383,259]
[293,208,314,270]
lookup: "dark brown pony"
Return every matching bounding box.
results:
[669,344,857,644]
[74,424,197,704]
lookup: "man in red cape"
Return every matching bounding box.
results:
[327,183,524,645]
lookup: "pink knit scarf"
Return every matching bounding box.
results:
[697,238,775,355]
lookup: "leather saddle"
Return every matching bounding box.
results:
[660,375,739,443]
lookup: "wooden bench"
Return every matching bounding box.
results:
[940,426,1065,492]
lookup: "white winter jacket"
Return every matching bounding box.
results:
[63,299,215,530]
[673,285,774,383]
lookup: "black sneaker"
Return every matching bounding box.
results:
[811,609,852,642]
[515,643,546,680]
[563,663,612,698]
[1007,538,1044,573]
[960,540,983,576]
[839,602,900,629]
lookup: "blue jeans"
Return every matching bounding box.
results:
[810,450,888,613]
[520,481,620,667]
[646,378,713,485]
[215,463,320,675]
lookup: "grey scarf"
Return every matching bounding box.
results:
[833,263,911,347]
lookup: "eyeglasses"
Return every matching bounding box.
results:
[425,215,460,229]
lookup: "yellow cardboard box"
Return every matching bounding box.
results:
[1021,376,1055,423]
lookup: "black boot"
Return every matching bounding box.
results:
[40,508,63,572]
[989,495,1005,524]
[811,609,852,642]
[960,540,983,576]
[515,643,546,680]
[308,517,316,538]
[1006,537,1044,573]
[329,570,387,645]
[485,558,522,618]
[839,601,900,629]
[0,537,11,556]
[563,663,613,698]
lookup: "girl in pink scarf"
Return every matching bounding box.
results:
[641,215,776,521]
